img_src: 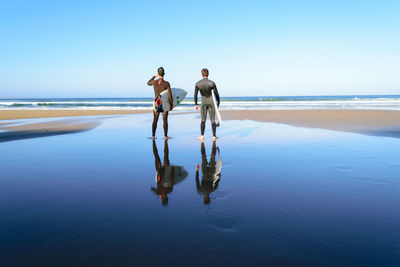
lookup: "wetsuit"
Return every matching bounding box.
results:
[151,141,175,206]
[194,78,220,137]
[196,142,221,204]
[147,76,173,137]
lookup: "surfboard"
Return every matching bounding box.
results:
[212,146,222,187]
[211,89,222,126]
[154,165,188,185]
[212,158,222,187]
[153,88,187,112]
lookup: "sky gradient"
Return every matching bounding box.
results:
[1,0,399,97]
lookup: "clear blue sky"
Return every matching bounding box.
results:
[0,0,399,98]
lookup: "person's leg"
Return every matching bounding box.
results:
[153,141,161,171]
[152,111,160,140]
[209,106,217,140]
[163,140,170,166]
[162,111,169,140]
[212,123,216,140]
[198,104,207,142]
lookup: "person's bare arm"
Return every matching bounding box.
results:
[147,74,158,86]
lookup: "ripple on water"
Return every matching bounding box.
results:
[333,164,354,172]
[204,215,238,232]
[353,174,391,185]
[388,162,400,168]
[213,191,232,200]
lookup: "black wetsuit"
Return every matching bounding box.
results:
[194,78,220,136]
[196,142,221,204]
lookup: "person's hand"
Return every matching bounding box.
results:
[195,105,199,111]
[196,164,200,171]
[170,105,173,111]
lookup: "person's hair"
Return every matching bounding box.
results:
[204,195,210,205]
[201,68,209,77]
[158,67,165,77]
[162,197,168,206]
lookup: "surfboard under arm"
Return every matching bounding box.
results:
[153,88,187,112]
[212,90,222,126]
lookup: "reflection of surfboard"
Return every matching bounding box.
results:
[155,165,188,185]
[211,89,222,126]
[212,158,222,187]
[153,88,187,112]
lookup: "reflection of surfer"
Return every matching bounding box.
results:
[194,68,220,142]
[151,141,188,206]
[151,140,175,206]
[195,141,222,205]
[147,67,173,140]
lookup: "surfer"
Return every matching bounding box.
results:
[195,141,221,205]
[147,67,173,140]
[151,140,175,206]
[194,68,220,142]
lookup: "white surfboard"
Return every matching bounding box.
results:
[153,88,187,112]
[155,165,188,185]
[211,89,222,126]
[212,147,222,187]
[212,158,222,186]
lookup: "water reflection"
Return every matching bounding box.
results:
[151,141,188,206]
[196,141,222,204]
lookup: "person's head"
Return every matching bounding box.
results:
[158,67,165,77]
[201,68,209,78]
[160,192,168,206]
[204,195,211,205]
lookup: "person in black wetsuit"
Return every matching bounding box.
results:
[151,140,175,206]
[195,141,221,205]
[194,68,220,142]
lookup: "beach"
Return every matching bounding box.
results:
[2,109,400,139]
[0,109,149,120]
[2,0,399,264]
[1,109,400,265]
[223,109,400,138]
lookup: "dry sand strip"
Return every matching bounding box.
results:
[0,110,150,120]
[222,110,400,138]
[0,118,102,143]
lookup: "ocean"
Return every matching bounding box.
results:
[1,94,400,111]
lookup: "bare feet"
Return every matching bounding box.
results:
[152,136,155,141]
[213,136,217,142]
[197,135,204,142]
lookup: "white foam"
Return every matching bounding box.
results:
[2,99,400,111]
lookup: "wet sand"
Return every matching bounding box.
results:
[0,113,399,265]
[0,118,102,142]
[0,110,149,142]
[2,109,400,138]
[222,110,400,138]
[0,110,150,120]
